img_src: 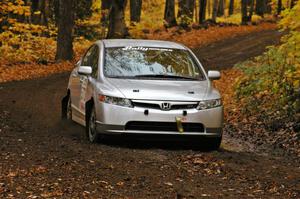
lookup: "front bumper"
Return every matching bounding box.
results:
[95,102,223,137]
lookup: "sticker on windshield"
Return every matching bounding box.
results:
[122,46,173,52]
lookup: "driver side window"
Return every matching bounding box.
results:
[81,45,99,78]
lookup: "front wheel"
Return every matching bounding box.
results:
[206,136,222,151]
[61,93,72,121]
[86,105,101,143]
[66,96,72,120]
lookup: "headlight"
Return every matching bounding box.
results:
[197,99,222,110]
[98,95,133,108]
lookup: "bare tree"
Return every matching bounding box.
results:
[217,0,224,17]
[164,0,177,27]
[249,0,254,21]
[212,0,218,22]
[130,0,142,22]
[277,0,282,15]
[55,0,75,61]
[101,0,111,26]
[255,0,266,17]
[207,0,211,17]
[241,0,254,25]
[107,0,128,38]
[290,0,296,8]
[199,0,207,24]
[30,0,49,25]
[241,0,248,25]
[265,0,272,13]
[228,0,234,15]
[178,0,195,19]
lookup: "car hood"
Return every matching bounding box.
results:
[106,78,210,101]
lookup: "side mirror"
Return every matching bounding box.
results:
[208,70,221,80]
[78,66,92,75]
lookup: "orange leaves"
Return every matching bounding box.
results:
[146,23,277,49]
[214,69,244,122]
[0,62,74,83]
[0,0,30,17]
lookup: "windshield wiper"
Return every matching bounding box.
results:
[108,76,135,79]
[134,74,198,80]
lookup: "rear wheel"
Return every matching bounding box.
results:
[86,104,101,143]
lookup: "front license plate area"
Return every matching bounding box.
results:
[175,117,185,133]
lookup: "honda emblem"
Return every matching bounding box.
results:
[161,102,171,111]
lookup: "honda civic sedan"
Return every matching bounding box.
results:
[62,39,223,149]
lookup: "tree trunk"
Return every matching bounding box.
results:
[178,0,195,20]
[241,0,248,25]
[38,0,49,25]
[207,0,211,18]
[277,0,282,15]
[228,0,234,15]
[199,0,207,24]
[195,1,198,23]
[30,0,39,24]
[130,0,142,22]
[101,0,111,26]
[265,0,272,13]
[248,0,254,22]
[217,0,224,17]
[212,0,218,22]
[30,0,50,25]
[55,0,74,61]
[107,0,128,39]
[255,0,265,17]
[178,0,185,18]
[53,0,59,25]
[286,0,290,8]
[290,0,296,8]
[164,0,177,27]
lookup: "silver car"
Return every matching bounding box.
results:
[62,39,223,149]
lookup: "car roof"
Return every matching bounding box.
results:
[99,39,187,50]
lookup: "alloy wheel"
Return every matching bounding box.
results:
[67,97,72,120]
[88,108,97,142]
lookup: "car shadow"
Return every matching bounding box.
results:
[60,121,222,152]
[99,135,221,152]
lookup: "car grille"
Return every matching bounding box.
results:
[132,101,198,110]
[132,101,161,109]
[125,121,205,132]
[171,104,198,110]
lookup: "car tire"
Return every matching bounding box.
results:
[86,104,101,143]
[66,96,72,121]
[62,93,72,121]
[206,136,222,150]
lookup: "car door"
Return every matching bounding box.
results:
[78,45,100,117]
[71,46,96,119]
[69,59,83,109]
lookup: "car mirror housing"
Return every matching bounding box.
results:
[208,70,221,80]
[78,66,92,76]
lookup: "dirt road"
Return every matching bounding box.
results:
[1,29,299,198]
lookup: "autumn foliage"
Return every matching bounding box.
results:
[235,1,300,120]
[227,1,300,155]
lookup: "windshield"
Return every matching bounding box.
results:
[104,46,206,80]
